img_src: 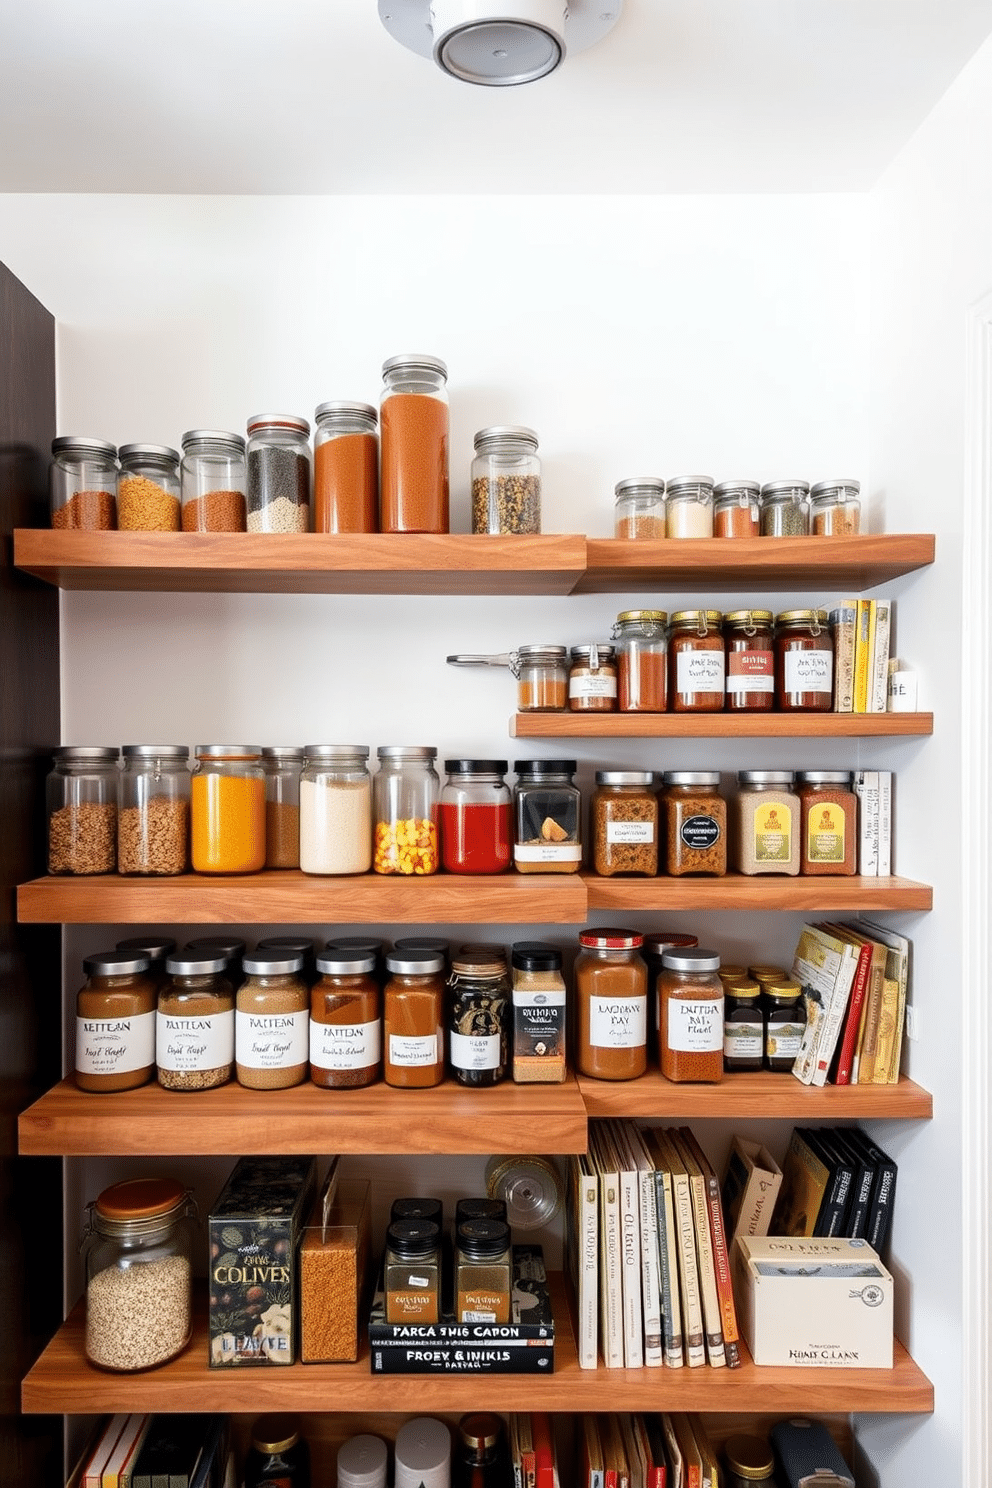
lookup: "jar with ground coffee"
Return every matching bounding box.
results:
[383,949,445,1088]
[47,746,119,875]
[713,478,760,538]
[75,950,156,1093]
[379,354,449,533]
[180,430,246,532]
[614,476,666,538]
[448,949,510,1087]
[373,745,440,875]
[310,947,380,1088]
[658,947,724,1083]
[313,400,378,533]
[440,759,513,874]
[117,443,181,531]
[723,978,764,1073]
[472,426,541,534]
[156,951,234,1091]
[612,610,668,712]
[191,745,266,873]
[661,770,727,876]
[775,609,834,711]
[591,770,659,877]
[724,610,775,712]
[246,414,311,533]
[759,479,810,536]
[734,770,801,874]
[764,979,806,1071]
[261,746,304,868]
[50,436,117,529]
[513,759,582,873]
[575,927,648,1081]
[118,745,190,875]
[510,941,567,1083]
[669,611,725,711]
[300,745,372,875]
[568,643,618,711]
[666,474,714,538]
[810,477,861,535]
[797,769,858,874]
[235,949,309,1089]
[455,1218,512,1323]
[385,1220,441,1323]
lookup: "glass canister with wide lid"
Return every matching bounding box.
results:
[310,947,380,1088]
[157,950,234,1091]
[661,770,727,876]
[665,474,714,538]
[669,610,725,711]
[118,744,190,875]
[658,947,724,1083]
[379,353,449,533]
[724,609,775,712]
[179,429,246,532]
[810,477,861,535]
[313,400,378,534]
[612,610,668,712]
[235,949,309,1089]
[574,926,648,1081]
[513,759,582,873]
[117,443,180,531]
[797,768,858,874]
[734,770,801,875]
[613,476,666,538]
[373,745,440,875]
[760,478,810,536]
[47,745,119,875]
[591,770,659,877]
[75,949,156,1093]
[568,642,618,712]
[383,949,445,1088]
[246,413,311,533]
[775,608,834,711]
[713,478,760,538]
[50,435,117,529]
[300,744,372,875]
[447,948,510,1087]
[190,745,266,873]
[471,425,541,534]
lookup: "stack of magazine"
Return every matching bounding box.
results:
[790,919,910,1086]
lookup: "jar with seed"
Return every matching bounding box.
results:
[665,474,714,538]
[191,745,266,873]
[117,443,181,530]
[313,400,378,533]
[373,745,440,875]
[47,745,119,875]
[574,927,648,1081]
[759,478,810,536]
[50,435,117,529]
[724,609,775,712]
[764,978,806,1071]
[447,948,510,1087]
[661,770,727,876]
[591,769,659,877]
[775,608,834,711]
[515,643,569,711]
[658,947,724,1083]
[723,978,764,1072]
[569,642,618,711]
[157,950,234,1091]
[380,353,449,533]
[513,759,582,873]
[612,609,668,712]
[261,745,304,869]
[734,769,801,874]
[180,430,246,532]
[614,476,666,538]
[300,745,372,874]
[246,413,311,533]
[471,425,541,534]
[713,478,760,538]
[383,949,445,1088]
[669,610,725,711]
[455,1218,512,1323]
[75,950,156,1093]
[235,949,309,1089]
[810,477,861,535]
[797,769,858,874]
[118,744,190,875]
[310,947,380,1088]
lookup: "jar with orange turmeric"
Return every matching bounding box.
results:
[190,745,266,874]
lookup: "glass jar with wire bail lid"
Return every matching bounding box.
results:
[50,435,118,529]
[310,945,380,1089]
[190,745,266,873]
[313,401,378,533]
[261,746,304,869]
[574,927,648,1081]
[724,609,775,713]
[569,642,618,712]
[300,745,372,875]
[179,430,246,532]
[117,443,181,531]
[47,745,120,875]
[373,745,440,875]
[591,770,659,877]
[156,949,234,1092]
[668,610,725,711]
[612,610,668,712]
[447,947,511,1087]
[235,948,309,1090]
[713,478,760,538]
[513,759,582,873]
[810,477,861,535]
[613,476,666,538]
[775,608,834,711]
[379,353,449,533]
[665,474,714,538]
[246,413,311,533]
[759,478,810,536]
[118,745,190,875]
[472,426,541,534]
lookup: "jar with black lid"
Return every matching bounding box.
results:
[448,948,510,1087]
[157,950,234,1091]
[47,745,119,875]
[454,1218,512,1323]
[568,642,618,712]
[180,430,246,531]
[724,610,775,712]
[668,610,725,711]
[775,608,834,711]
[245,1414,310,1488]
[513,759,582,873]
[642,932,699,1038]
[440,759,513,875]
[612,609,668,712]
[257,935,318,985]
[385,1219,441,1323]
[472,425,541,534]
[246,413,311,533]
[764,978,806,1071]
[724,978,764,1073]
[50,435,117,529]
[185,937,246,987]
[76,950,156,1093]
[116,936,175,989]
[759,479,810,536]
[117,443,180,531]
[118,744,190,876]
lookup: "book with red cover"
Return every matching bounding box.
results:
[531,1413,556,1488]
[675,1126,742,1368]
[823,926,875,1085]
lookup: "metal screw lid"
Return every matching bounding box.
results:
[738,769,797,785]
[118,443,180,463]
[662,770,721,786]
[382,353,448,379]
[121,744,189,759]
[660,947,722,972]
[474,425,538,451]
[615,476,665,497]
[578,927,643,949]
[165,952,229,976]
[797,769,853,784]
[83,950,153,976]
[241,950,305,976]
[595,770,657,786]
[810,478,860,500]
[314,400,377,424]
[180,430,246,453]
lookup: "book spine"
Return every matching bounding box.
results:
[577,1163,599,1369]
[636,1165,663,1367]
[617,1163,644,1369]
[670,1171,706,1367]
[829,601,857,712]
[830,943,873,1085]
[853,770,880,875]
[877,769,892,875]
[600,1172,624,1369]
[869,600,891,712]
[853,599,874,712]
[653,1170,684,1367]
[810,946,858,1087]
[371,1343,555,1374]
[700,1164,742,1367]
[680,1158,725,1367]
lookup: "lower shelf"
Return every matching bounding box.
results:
[576,1069,934,1120]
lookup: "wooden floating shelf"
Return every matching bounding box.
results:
[582,873,933,913]
[577,1070,933,1121]
[511,712,934,739]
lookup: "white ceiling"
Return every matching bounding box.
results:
[2,0,991,194]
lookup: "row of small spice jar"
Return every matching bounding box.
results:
[613,476,861,539]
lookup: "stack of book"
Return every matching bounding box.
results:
[770,1124,898,1257]
[790,920,909,1086]
[575,1412,721,1488]
[830,598,892,713]
[852,769,893,876]
[76,1415,230,1488]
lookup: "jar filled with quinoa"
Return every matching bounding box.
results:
[117,444,181,531]
[50,436,118,530]
[47,746,120,875]
[157,950,235,1091]
[118,744,190,875]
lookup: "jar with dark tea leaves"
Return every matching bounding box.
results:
[764,978,806,1071]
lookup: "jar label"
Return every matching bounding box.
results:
[767,1023,804,1058]
[676,649,725,695]
[156,1009,234,1071]
[753,801,793,861]
[806,804,846,863]
[235,1008,308,1070]
[607,820,655,844]
[76,1010,155,1076]
[723,1022,764,1057]
[450,1030,501,1071]
[726,651,775,693]
[680,813,721,850]
[569,674,618,699]
[784,649,833,693]
[310,1017,380,1070]
[388,1032,441,1067]
[514,842,582,863]
[667,997,724,1053]
[589,994,647,1050]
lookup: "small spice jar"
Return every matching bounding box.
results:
[246,413,311,533]
[612,610,668,712]
[669,610,725,711]
[591,769,659,877]
[471,425,541,534]
[661,770,727,876]
[313,400,378,533]
[658,947,724,1084]
[759,479,810,537]
[713,478,760,538]
[454,1218,512,1323]
[310,947,381,1088]
[809,477,861,535]
[724,609,775,713]
[83,1177,194,1372]
[510,941,567,1084]
[574,927,648,1081]
[190,745,266,874]
[379,353,449,534]
[179,430,247,532]
[454,1414,507,1488]
[568,642,618,712]
[117,443,181,531]
[394,1419,451,1488]
[118,744,190,875]
[614,476,666,538]
[235,949,309,1090]
[723,1433,777,1487]
[50,435,117,529]
[258,935,318,986]
[764,978,806,1071]
[440,759,513,874]
[797,769,858,874]
[261,746,304,869]
[300,744,372,875]
[513,759,582,873]
[514,643,569,712]
[186,936,246,987]
[734,770,801,875]
[383,949,445,1088]
[448,948,510,1087]
[373,745,440,875]
[665,474,714,538]
[75,950,156,1093]
[116,936,175,990]
[245,1416,310,1488]
[723,978,764,1073]
[156,950,234,1091]
[47,745,119,875]
[775,608,835,711]
[385,1220,442,1323]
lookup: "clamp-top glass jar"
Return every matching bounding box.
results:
[810,478,861,535]
[373,745,440,875]
[246,414,311,533]
[313,401,378,533]
[669,610,725,711]
[665,474,714,538]
[713,479,760,538]
[472,426,541,534]
[775,608,834,711]
[50,436,117,529]
[118,744,190,875]
[180,430,247,532]
[379,354,449,533]
[190,745,266,873]
[47,745,119,875]
[760,479,810,536]
[612,610,668,712]
[614,477,666,538]
[117,443,181,531]
[515,643,569,711]
[724,609,775,713]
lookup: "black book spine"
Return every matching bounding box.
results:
[370,1343,554,1374]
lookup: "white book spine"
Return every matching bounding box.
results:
[636,1163,663,1367]
[877,770,892,875]
[600,1173,624,1368]
[854,770,880,875]
[618,1163,644,1368]
[869,600,891,712]
[573,1159,599,1370]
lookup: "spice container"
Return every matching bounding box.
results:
[510,941,567,1083]
[568,642,618,711]
[313,400,378,533]
[665,474,714,538]
[734,770,801,874]
[83,1177,194,1371]
[614,476,666,538]
[118,744,190,875]
[485,1153,564,1228]
[713,478,760,538]
[574,927,648,1081]
[724,609,775,712]
[385,1220,442,1323]
[440,759,513,874]
[245,1416,310,1488]
[723,1433,778,1487]
[455,1218,512,1322]
[661,770,727,876]
[116,936,175,989]
[157,950,234,1091]
[246,413,311,533]
[258,936,317,986]
[299,1177,373,1364]
[810,477,861,535]
[669,610,725,711]
[471,425,541,534]
[235,949,309,1089]
[117,443,180,530]
[391,1197,444,1228]
[300,745,372,875]
[383,949,445,1087]
[336,1434,388,1488]
[47,745,119,875]
[448,948,510,1087]
[515,643,569,711]
[764,979,806,1071]
[454,1414,507,1488]
[643,931,699,1036]
[591,769,659,877]
[261,746,304,868]
[373,745,440,875]
[775,608,835,711]
[50,435,117,529]
[658,947,724,1083]
[456,1197,507,1225]
[612,609,668,712]
[797,769,858,874]
[186,936,246,987]
[179,430,247,531]
[394,1419,451,1488]
[759,479,810,536]
[190,745,266,873]
[75,950,156,1092]
[723,978,764,1072]
[379,353,449,533]
[513,758,582,873]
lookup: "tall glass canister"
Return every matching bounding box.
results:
[379,355,449,533]
[118,744,190,875]
[300,745,372,875]
[372,746,440,875]
[190,745,266,873]
[47,746,120,875]
[261,746,304,869]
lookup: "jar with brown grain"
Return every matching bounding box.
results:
[810,477,861,535]
[658,947,724,1083]
[775,609,834,711]
[75,950,156,1093]
[612,610,668,712]
[261,745,304,869]
[591,770,659,877]
[383,949,445,1088]
[379,354,449,533]
[661,770,727,876]
[669,610,725,711]
[614,476,666,538]
[575,927,648,1081]
[117,444,180,531]
[179,430,246,532]
[723,978,764,1073]
[472,425,541,534]
[759,479,810,536]
[118,744,190,876]
[713,478,760,538]
[157,950,234,1091]
[568,643,618,712]
[47,746,119,875]
[50,436,117,529]
[797,769,858,874]
[235,949,309,1089]
[764,979,806,1071]
[313,400,378,533]
[724,609,775,712]
[734,770,800,874]
[310,947,380,1089]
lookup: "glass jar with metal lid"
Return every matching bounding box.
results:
[723,1433,778,1485]
[313,400,378,533]
[713,478,760,538]
[797,768,857,874]
[513,758,582,873]
[47,745,119,875]
[591,769,659,877]
[117,443,180,531]
[372,745,439,875]
[759,478,810,536]
[257,936,318,985]
[379,353,449,533]
[724,609,775,712]
[83,1177,195,1372]
[185,937,246,987]
[658,946,724,1083]
[486,1153,564,1227]
[569,642,618,711]
[613,476,666,538]
[734,770,801,874]
[471,425,541,534]
[179,430,246,532]
[385,1219,442,1323]
[116,936,175,989]
[665,474,714,538]
[642,932,699,1038]
[668,610,725,711]
[448,948,511,1087]
[723,978,764,1073]
[118,744,190,876]
[775,608,834,711]
[612,609,668,712]
[516,642,569,711]
[244,1414,311,1488]
[246,413,311,533]
[235,948,309,1089]
[574,926,648,1081]
[661,770,727,875]
[75,949,156,1093]
[300,745,372,875]
[810,477,861,535]
[440,759,513,874]
[383,948,446,1088]
[50,435,117,529]
[763,977,806,1071]
[157,950,234,1091]
[261,745,304,869]
[310,946,380,1089]
[190,745,266,873]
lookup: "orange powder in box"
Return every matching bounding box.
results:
[191,773,266,873]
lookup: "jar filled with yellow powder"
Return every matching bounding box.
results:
[191,745,266,873]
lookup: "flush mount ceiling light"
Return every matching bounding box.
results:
[379,0,623,86]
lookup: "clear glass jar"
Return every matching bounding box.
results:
[472,425,541,534]
[734,770,801,875]
[383,950,445,1088]
[569,642,618,712]
[313,401,378,533]
[775,608,834,711]
[713,478,760,538]
[668,610,725,711]
[300,745,372,875]
[190,745,266,873]
[245,1417,311,1488]
[235,950,309,1089]
[454,1218,512,1323]
[246,413,311,533]
[75,950,156,1092]
[117,443,181,531]
[724,979,764,1073]
[574,927,648,1081]
[310,947,380,1088]
[116,936,176,990]
[448,949,511,1087]
[47,745,119,875]
[665,474,714,538]
[764,979,806,1072]
[440,759,513,875]
[257,935,317,986]
[810,478,861,536]
[759,479,810,537]
[513,758,582,873]
[180,429,246,532]
[372,745,440,875]
[515,642,569,711]
[614,476,666,539]
[379,354,449,533]
[385,1219,441,1323]
[612,609,668,712]
[658,947,724,1083]
[661,770,727,876]
[510,941,567,1084]
[50,435,117,529]
[118,744,190,875]
[157,951,234,1091]
[642,932,699,1039]
[83,1177,194,1371]
[724,609,775,713]
[591,769,659,877]
[260,745,304,869]
[797,769,858,874]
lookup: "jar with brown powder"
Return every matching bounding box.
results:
[591,770,659,877]
[383,949,445,1088]
[661,771,727,876]
[156,950,234,1092]
[310,947,381,1088]
[75,950,156,1093]
[379,354,449,533]
[261,746,303,869]
[658,947,724,1083]
[668,611,725,711]
[574,927,648,1081]
[797,769,858,874]
[235,949,309,1089]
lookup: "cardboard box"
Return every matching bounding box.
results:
[732,1235,893,1367]
[299,1175,372,1363]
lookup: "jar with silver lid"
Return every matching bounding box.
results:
[313,400,378,533]
[373,745,440,875]
[47,745,120,875]
[157,950,235,1091]
[471,426,541,534]
[713,478,760,539]
[236,949,309,1089]
[569,642,618,712]
[261,745,304,869]
[117,443,181,531]
[665,474,714,538]
[591,770,659,877]
[118,744,190,876]
[614,476,666,539]
[734,769,801,875]
[246,413,311,533]
[759,479,810,537]
[50,436,118,530]
[180,430,246,532]
[300,745,372,875]
[394,1417,451,1488]
[190,745,266,873]
[810,477,861,535]
[380,354,449,534]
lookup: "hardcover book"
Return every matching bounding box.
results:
[829,600,858,712]
[643,1128,685,1367]
[620,1122,663,1366]
[721,1135,783,1243]
[667,1126,725,1367]
[869,599,892,712]
[790,923,860,1086]
[651,1128,705,1367]
[567,1153,600,1369]
[858,917,911,1083]
[770,1127,832,1237]
[589,1124,624,1368]
[604,1121,645,1369]
[852,769,880,875]
[676,1125,742,1367]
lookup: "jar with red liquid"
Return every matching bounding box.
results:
[440,760,513,874]
[724,609,775,712]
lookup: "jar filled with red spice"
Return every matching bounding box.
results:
[796,769,858,875]
[440,759,513,874]
[658,947,724,1084]
[724,609,775,712]
[313,401,378,533]
[713,479,760,538]
[379,354,449,533]
[612,610,668,712]
[669,611,725,712]
[574,927,648,1081]
[775,609,834,711]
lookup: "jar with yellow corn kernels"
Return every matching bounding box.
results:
[372,746,440,875]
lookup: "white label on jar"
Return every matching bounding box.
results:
[723,1022,764,1058]
[389,1032,441,1067]
[676,649,725,695]
[666,997,724,1053]
[589,994,647,1050]
[450,1031,501,1071]
[156,1009,234,1071]
[607,820,655,844]
[513,842,582,863]
[236,1008,308,1069]
[784,649,833,693]
[569,674,618,699]
[310,1018,380,1070]
[767,1024,804,1059]
[76,1010,155,1076]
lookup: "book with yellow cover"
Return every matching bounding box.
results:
[853,599,874,712]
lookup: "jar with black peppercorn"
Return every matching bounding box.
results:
[471,425,541,534]
[246,414,311,533]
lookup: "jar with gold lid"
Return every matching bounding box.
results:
[724,609,775,712]
[669,610,725,711]
[612,609,668,712]
[775,609,834,711]
[723,1433,778,1486]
